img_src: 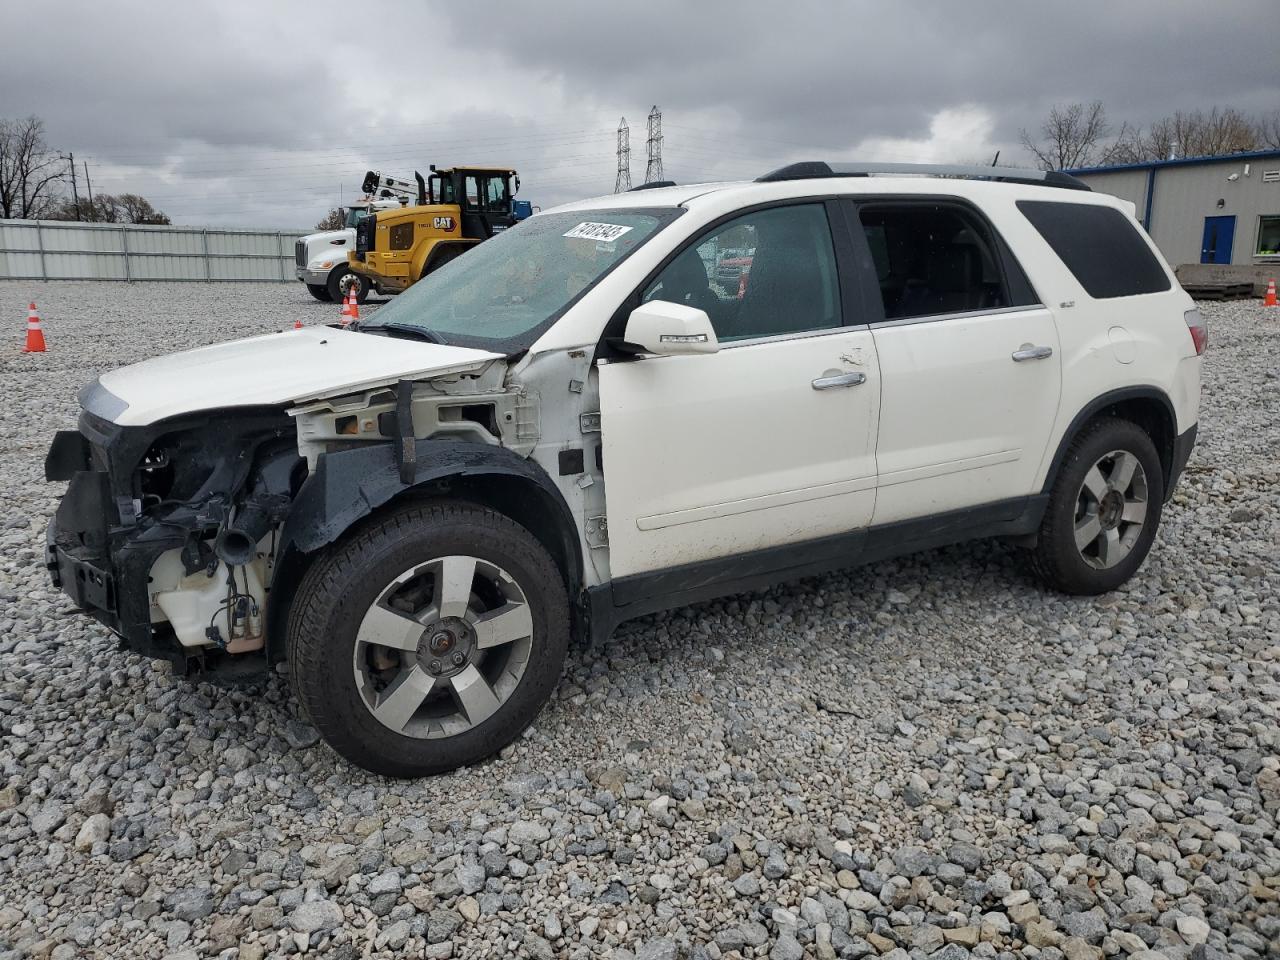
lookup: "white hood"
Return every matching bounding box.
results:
[86,326,503,426]
[300,228,354,269]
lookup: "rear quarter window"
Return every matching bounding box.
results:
[1017,200,1171,299]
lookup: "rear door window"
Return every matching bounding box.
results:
[856,204,1023,320]
[1018,200,1171,298]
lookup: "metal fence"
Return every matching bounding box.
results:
[0,219,310,282]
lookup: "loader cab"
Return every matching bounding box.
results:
[428,166,520,239]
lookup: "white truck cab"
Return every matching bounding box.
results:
[47,162,1203,777]
[294,198,407,303]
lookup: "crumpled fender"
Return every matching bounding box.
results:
[280,438,573,555]
[264,437,582,663]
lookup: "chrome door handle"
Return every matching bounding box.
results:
[811,371,867,390]
[1011,344,1053,362]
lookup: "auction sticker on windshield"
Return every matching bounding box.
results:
[563,222,634,243]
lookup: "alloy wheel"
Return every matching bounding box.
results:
[352,555,534,739]
[1073,449,1149,570]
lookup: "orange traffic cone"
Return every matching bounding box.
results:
[23,302,46,353]
[339,291,354,326]
[293,317,304,329]
[1265,279,1277,308]
[348,291,360,323]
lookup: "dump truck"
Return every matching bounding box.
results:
[349,166,526,296]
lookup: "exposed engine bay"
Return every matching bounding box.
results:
[45,406,304,670]
[42,354,577,675]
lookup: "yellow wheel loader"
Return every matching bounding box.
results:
[348,166,528,295]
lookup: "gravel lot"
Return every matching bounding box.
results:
[0,281,1276,960]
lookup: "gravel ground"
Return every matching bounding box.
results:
[0,281,1276,960]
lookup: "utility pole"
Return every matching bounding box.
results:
[644,106,664,184]
[83,161,94,220]
[614,118,632,193]
[60,152,81,220]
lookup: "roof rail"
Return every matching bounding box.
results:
[756,161,1091,191]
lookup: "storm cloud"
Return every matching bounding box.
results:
[2,0,1275,226]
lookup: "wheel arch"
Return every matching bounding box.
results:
[1041,386,1177,499]
[418,240,474,278]
[264,439,584,664]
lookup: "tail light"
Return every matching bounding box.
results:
[1184,308,1208,355]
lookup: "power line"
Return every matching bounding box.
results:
[67,111,609,152]
[82,130,612,174]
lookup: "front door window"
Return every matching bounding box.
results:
[642,203,842,341]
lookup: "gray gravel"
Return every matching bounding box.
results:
[0,281,1277,960]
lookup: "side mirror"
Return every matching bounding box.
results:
[621,300,720,356]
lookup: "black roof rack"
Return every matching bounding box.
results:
[756,161,1090,191]
[628,180,677,191]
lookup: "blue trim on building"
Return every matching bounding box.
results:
[1066,148,1280,176]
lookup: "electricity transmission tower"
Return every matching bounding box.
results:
[614,118,632,193]
[644,106,664,184]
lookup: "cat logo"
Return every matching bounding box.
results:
[432,217,455,231]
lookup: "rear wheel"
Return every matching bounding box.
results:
[326,266,371,304]
[306,283,332,302]
[1030,418,1163,595]
[287,500,569,777]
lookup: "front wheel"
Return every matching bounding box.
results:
[287,500,569,777]
[1029,418,1164,595]
[326,266,371,304]
[306,283,332,302]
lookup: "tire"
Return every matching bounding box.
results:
[326,266,371,304]
[306,283,332,302]
[1029,417,1164,595]
[287,500,569,777]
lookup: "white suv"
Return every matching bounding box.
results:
[45,162,1203,777]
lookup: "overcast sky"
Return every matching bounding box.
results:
[3,1,1276,228]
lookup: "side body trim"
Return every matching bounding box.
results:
[876,448,1021,488]
[590,494,1047,642]
[636,474,877,531]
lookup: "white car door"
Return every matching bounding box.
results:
[598,201,881,580]
[853,200,1061,525]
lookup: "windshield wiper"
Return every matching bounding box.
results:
[360,322,446,345]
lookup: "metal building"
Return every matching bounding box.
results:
[1067,149,1280,289]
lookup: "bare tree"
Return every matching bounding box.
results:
[115,193,170,225]
[1020,101,1111,170]
[0,115,65,219]
[1109,107,1260,163]
[49,194,122,222]
[1254,109,1280,149]
[315,207,345,231]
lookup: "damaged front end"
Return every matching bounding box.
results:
[45,405,304,675]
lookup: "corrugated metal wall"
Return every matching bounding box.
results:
[1142,160,1280,267]
[0,220,309,282]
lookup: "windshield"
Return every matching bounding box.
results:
[364,208,681,352]
[343,207,371,229]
